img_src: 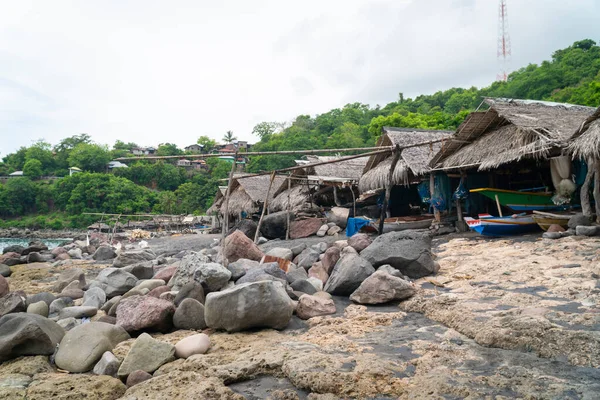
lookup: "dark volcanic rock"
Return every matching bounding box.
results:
[324,254,375,296]
[227,219,258,240]
[0,313,65,361]
[260,211,294,239]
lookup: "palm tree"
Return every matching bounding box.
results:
[222,130,237,144]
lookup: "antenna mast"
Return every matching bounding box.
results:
[497,0,511,82]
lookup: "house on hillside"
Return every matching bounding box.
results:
[177,159,191,167]
[185,144,204,153]
[131,147,156,156]
[108,161,128,170]
[430,98,596,219]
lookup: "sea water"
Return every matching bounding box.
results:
[0,238,71,253]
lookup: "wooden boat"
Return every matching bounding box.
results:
[531,210,575,231]
[464,213,540,236]
[469,188,564,212]
[374,215,434,233]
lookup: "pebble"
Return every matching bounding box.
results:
[126,370,152,387]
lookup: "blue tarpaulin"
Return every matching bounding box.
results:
[346,217,372,237]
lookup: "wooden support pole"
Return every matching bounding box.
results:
[581,157,595,218]
[379,145,401,235]
[254,171,277,243]
[594,161,600,223]
[221,152,238,241]
[285,174,292,240]
[495,194,504,217]
[430,173,441,222]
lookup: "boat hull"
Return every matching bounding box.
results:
[470,188,564,212]
[465,215,540,237]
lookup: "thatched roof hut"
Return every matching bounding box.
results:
[206,186,228,215]
[225,174,286,217]
[300,155,367,185]
[568,107,600,159]
[431,98,596,171]
[359,127,452,193]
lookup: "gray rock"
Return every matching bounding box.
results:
[0,292,26,316]
[49,297,73,317]
[307,277,324,292]
[311,242,328,254]
[135,279,165,292]
[57,317,79,331]
[543,231,564,239]
[568,213,591,229]
[21,242,48,255]
[92,268,138,298]
[57,288,84,300]
[290,279,318,295]
[126,370,153,387]
[26,292,56,307]
[68,248,83,259]
[82,287,107,309]
[377,264,405,278]
[226,219,258,240]
[55,322,130,373]
[93,351,120,377]
[324,254,375,296]
[316,224,329,237]
[113,249,156,268]
[122,261,155,280]
[27,251,52,263]
[257,237,268,245]
[350,270,416,304]
[236,262,286,285]
[27,301,49,317]
[327,226,342,236]
[290,243,306,257]
[192,262,231,292]
[205,280,293,332]
[576,225,600,236]
[266,247,294,261]
[0,263,10,277]
[286,265,309,284]
[59,306,98,319]
[122,287,150,298]
[53,268,86,292]
[117,333,175,378]
[260,211,294,239]
[295,249,321,270]
[173,298,207,330]
[226,261,247,281]
[3,245,24,254]
[93,246,117,261]
[174,282,205,306]
[360,230,439,279]
[168,252,211,290]
[101,296,121,313]
[0,313,65,361]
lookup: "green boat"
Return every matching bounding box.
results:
[469,188,562,212]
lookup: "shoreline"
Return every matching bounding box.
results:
[0,228,85,240]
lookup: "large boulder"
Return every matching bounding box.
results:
[2,244,24,254]
[93,246,117,261]
[324,254,375,296]
[193,263,231,292]
[0,292,26,316]
[168,252,211,290]
[21,242,48,255]
[260,211,294,239]
[55,322,130,373]
[205,281,293,332]
[290,279,318,295]
[116,295,175,333]
[568,213,591,229]
[92,268,138,298]
[286,265,309,284]
[122,261,155,280]
[113,249,156,268]
[173,298,207,330]
[296,294,336,320]
[348,233,372,252]
[236,262,286,285]
[289,218,324,239]
[222,230,264,264]
[0,313,65,361]
[350,270,416,304]
[360,230,439,279]
[174,282,205,306]
[0,252,22,266]
[227,219,258,240]
[117,333,175,378]
[53,268,86,293]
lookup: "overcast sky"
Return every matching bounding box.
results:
[1,0,599,156]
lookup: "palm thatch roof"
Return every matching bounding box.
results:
[568,107,600,160]
[270,184,314,213]
[431,98,596,171]
[359,128,452,193]
[206,186,228,215]
[299,155,367,184]
[223,174,286,216]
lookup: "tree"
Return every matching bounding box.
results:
[54,134,92,170]
[68,143,112,172]
[156,143,183,156]
[25,140,55,175]
[197,136,217,152]
[222,130,237,143]
[252,122,276,140]
[23,159,43,178]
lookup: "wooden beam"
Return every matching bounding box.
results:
[254,171,277,243]
[581,157,594,217]
[379,145,401,235]
[285,174,292,240]
[221,151,239,241]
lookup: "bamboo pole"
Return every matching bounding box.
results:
[494,194,504,217]
[379,145,401,235]
[254,171,277,243]
[594,161,600,223]
[285,173,292,240]
[221,152,239,241]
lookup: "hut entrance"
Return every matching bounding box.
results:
[388,185,426,217]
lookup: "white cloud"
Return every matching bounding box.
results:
[0,0,598,156]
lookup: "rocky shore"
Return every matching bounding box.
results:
[0,216,599,399]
